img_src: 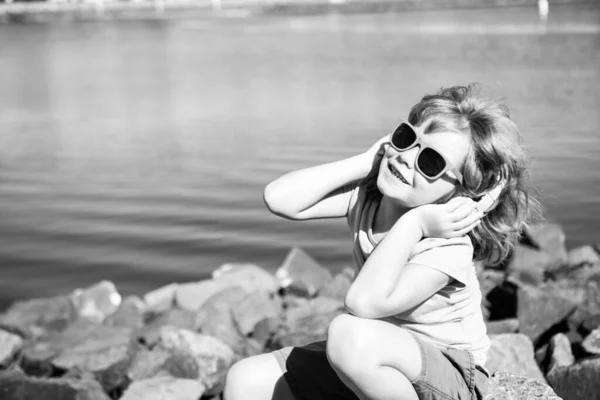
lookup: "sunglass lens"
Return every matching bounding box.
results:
[391,124,417,150]
[418,148,447,178]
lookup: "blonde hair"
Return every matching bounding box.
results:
[365,84,541,266]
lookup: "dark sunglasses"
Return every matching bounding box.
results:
[388,120,464,184]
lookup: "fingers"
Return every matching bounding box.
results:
[453,207,484,230]
[450,198,480,221]
[446,196,470,212]
[454,220,482,237]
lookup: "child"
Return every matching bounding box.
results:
[224,84,537,400]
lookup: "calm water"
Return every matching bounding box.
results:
[0,5,599,309]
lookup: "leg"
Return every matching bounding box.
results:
[326,314,422,400]
[223,353,297,400]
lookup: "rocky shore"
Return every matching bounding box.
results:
[0,222,599,400]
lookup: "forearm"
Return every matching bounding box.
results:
[264,154,370,218]
[345,212,423,315]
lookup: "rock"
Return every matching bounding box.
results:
[121,376,205,400]
[506,245,552,286]
[581,313,600,334]
[547,333,575,374]
[252,316,281,348]
[486,281,518,321]
[485,318,519,335]
[582,328,600,355]
[567,245,600,269]
[0,369,110,400]
[547,357,600,400]
[273,297,345,348]
[104,296,145,330]
[127,346,199,381]
[194,287,248,357]
[0,329,23,366]
[138,309,197,347]
[485,334,545,382]
[231,291,282,336]
[517,284,577,346]
[0,295,76,338]
[157,327,235,396]
[484,371,561,400]
[51,326,135,392]
[176,279,243,311]
[521,222,568,272]
[143,283,179,314]
[276,247,333,297]
[318,267,355,302]
[70,281,121,322]
[212,263,280,295]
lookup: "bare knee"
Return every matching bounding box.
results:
[327,314,373,374]
[224,354,285,400]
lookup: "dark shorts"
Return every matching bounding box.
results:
[271,337,489,400]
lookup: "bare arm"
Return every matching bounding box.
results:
[264,136,388,220]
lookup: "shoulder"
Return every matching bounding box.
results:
[409,236,474,285]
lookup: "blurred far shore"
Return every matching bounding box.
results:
[0,0,588,24]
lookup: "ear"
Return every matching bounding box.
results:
[476,178,507,213]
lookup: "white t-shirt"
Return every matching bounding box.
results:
[344,182,490,366]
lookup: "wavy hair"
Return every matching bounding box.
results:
[364,84,542,266]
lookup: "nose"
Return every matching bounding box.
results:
[392,145,420,169]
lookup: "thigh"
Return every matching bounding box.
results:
[272,342,359,400]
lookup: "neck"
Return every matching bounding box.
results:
[374,195,411,235]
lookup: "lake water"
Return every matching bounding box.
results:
[0,4,599,309]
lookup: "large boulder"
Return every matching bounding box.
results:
[143,284,178,315]
[581,328,600,355]
[51,326,136,392]
[0,295,76,338]
[121,376,205,400]
[484,371,561,399]
[138,309,197,347]
[0,329,23,366]
[517,284,577,346]
[212,263,280,295]
[175,279,243,312]
[0,370,110,400]
[546,333,575,374]
[273,297,345,348]
[485,319,519,335]
[318,267,355,302]
[485,334,545,382]
[276,247,333,297]
[507,245,553,286]
[231,291,282,336]
[547,357,600,400]
[521,223,568,272]
[103,296,145,330]
[128,346,199,381]
[70,281,121,322]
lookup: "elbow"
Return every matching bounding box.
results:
[344,292,383,319]
[263,183,296,220]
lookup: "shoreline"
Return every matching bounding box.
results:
[0,0,594,23]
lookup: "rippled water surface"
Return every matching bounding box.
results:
[0,4,599,308]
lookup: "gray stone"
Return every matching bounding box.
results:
[547,357,600,400]
[0,295,76,338]
[0,369,110,400]
[485,334,545,382]
[252,316,281,348]
[232,291,282,335]
[212,263,280,294]
[157,327,235,396]
[194,287,248,357]
[582,328,600,355]
[485,319,519,335]
[143,283,178,314]
[0,329,23,366]
[51,326,135,392]
[127,346,199,381]
[517,284,577,345]
[273,297,345,348]
[103,296,145,330]
[318,267,355,302]
[121,376,205,400]
[522,222,568,272]
[567,245,600,269]
[138,309,197,347]
[507,245,552,286]
[547,333,575,374]
[70,281,121,322]
[176,279,243,311]
[484,371,561,400]
[276,247,333,297]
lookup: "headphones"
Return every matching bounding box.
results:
[476,177,507,214]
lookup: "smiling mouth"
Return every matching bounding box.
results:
[387,163,409,185]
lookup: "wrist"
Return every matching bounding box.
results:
[397,209,425,239]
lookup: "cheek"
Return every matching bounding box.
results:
[413,175,456,204]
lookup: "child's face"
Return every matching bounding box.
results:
[376,128,471,208]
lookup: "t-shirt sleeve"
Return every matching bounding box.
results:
[407,237,474,285]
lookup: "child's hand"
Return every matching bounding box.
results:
[411,197,484,238]
[361,135,390,178]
